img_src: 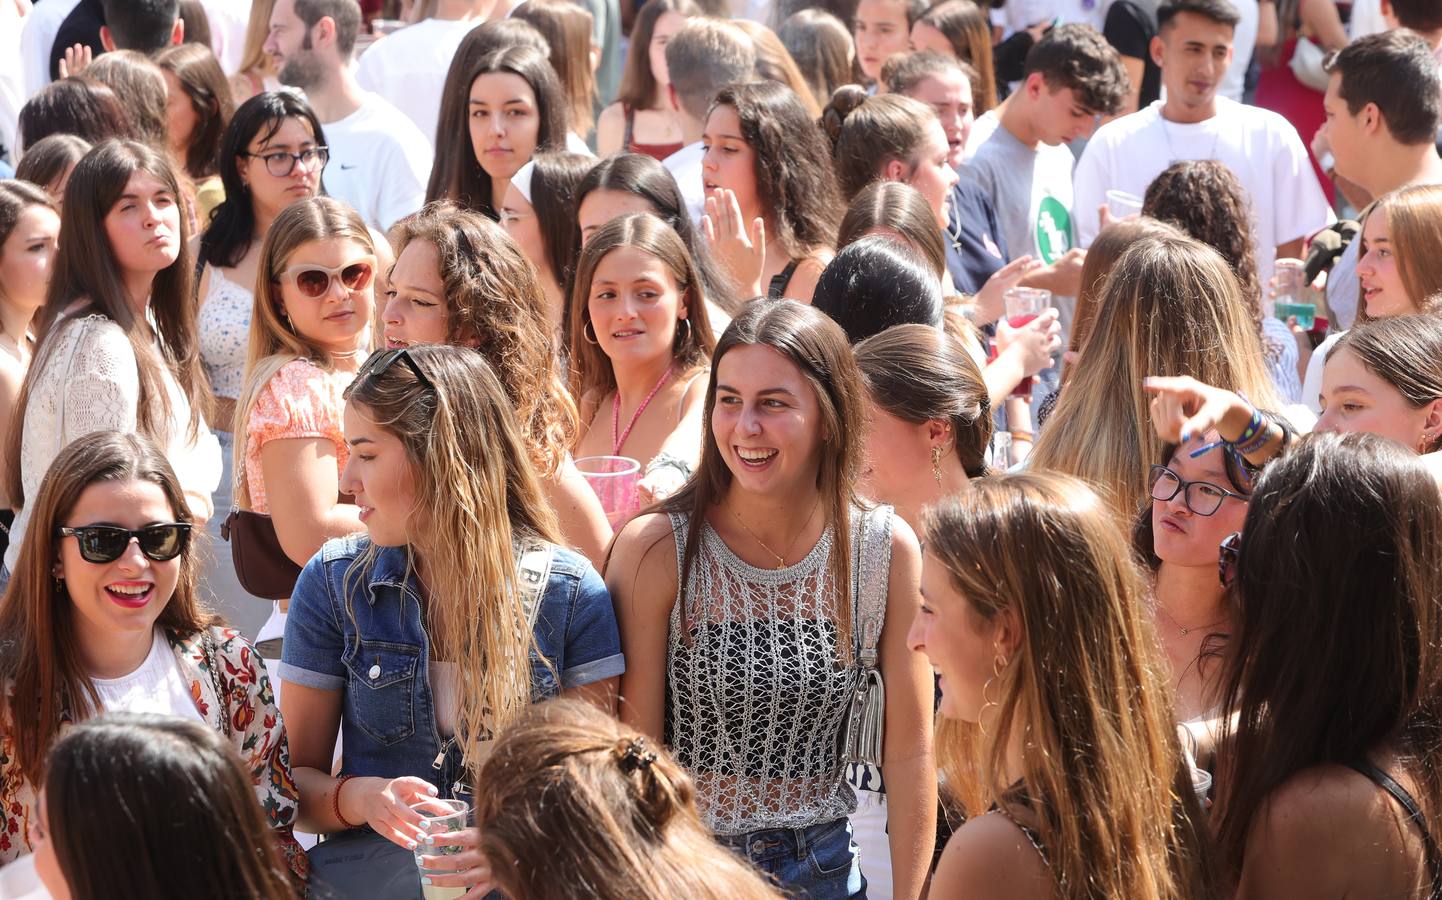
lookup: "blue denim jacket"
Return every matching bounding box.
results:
[279,535,624,796]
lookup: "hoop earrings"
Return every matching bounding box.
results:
[978,652,1007,738]
[582,320,600,345]
[931,446,944,486]
[674,316,691,349]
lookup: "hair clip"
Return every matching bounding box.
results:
[616,737,657,774]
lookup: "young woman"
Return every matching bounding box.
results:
[596,0,698,160]
[514,0,598,143]
[777,9,855,115]
[915,473,1218,899]
[0,431,303,880]
[825,89,959,233]
[229,0,281,105]
[83,52,171,156]
[13,134,92,209]
[500,151,595,329]
[854,0,927,85]
[701,81,840,303]
[33,713,299,900]
[1066,217,1177,377]
[17,77,135,151]
[570,214,716,512]
[3,140,219,581]
[279,345,622,894]
[156,43,236,225]
[909,0,997,114]
[1211,433,1442,896]
[609,299,936,899]
[431,44,569,220]
[383,201,611,565]
[854,324,990,529]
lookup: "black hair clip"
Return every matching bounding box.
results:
[616,737,657,774]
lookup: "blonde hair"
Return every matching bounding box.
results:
[732,20,823,119]
[232,197,376,507]
[474,699,785,900]
[237,0,278,83]
[345,346,562,776]
[1362,184,1442,322]
[1029,233,1281,517]
[925,474,1218,900]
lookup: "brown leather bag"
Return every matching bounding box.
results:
[221,508,302,600]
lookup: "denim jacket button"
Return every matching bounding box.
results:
[368,663,381,680]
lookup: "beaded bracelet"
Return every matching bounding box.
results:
[332,774,360,829]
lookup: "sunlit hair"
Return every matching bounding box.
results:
[1360,183,1442,322]
[822,88,937,202]
[155,42,236,181]
[657,299,865,655]
[1030,232,1281,517]
[389,201,577,479]
[855,324,991,478]
[44,713,295,900]
[913,0,996,111]
[568,213,717,402]
[777,9,854,113]
[0,432,211,786]
[232,197,376,505]
[1333,313,1442,452]
[84,51,170,152]
[514,0,598,137]
[343,346,561,775]
[6,140,206,508]
[236,0,278,82]
[708,81,840,262]
[615,0,702,109]
[1067,217,1178,371]
[1212,432,1442,880]
[925,473,1219,900]
[474,699,785,900]
[731,20,823,118]
[836,180,947,280]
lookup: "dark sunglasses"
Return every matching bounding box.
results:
[57,523,191,564]
[1218,531,1242,588]
[276,258,376,299]
[356,347,435,392]
[1149,465,1248,517]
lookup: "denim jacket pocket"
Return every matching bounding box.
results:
[529,650,559,702]
[343,639,421,746]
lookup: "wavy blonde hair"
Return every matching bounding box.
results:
[925,473,1218,900]
[389,202,576,479]
[1029,232,1281,517]
[231,196,376,507]
[345,346,562,775]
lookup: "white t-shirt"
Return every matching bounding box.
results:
[1220,0,1259,103]
[355,17,477,146]
[1,1,27,162]
[1072,97,1334,292]
[198,0,253,74]
[1301,330,1343,415]
[663,140,705,227]
[19,0,80,99]
[990,0,1110,36]
[91,628,206,722]
[321,92,433,232]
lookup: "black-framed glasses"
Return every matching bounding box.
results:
[57,523,191,564]
[1219,531,1242,588]
[1148,465,1248,517]
[243,146,329,177]
[356,347,435,393]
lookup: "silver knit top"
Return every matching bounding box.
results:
[665,508,890,836]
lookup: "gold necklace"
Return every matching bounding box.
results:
[1156,601,1228,638]
[728,497,821,569]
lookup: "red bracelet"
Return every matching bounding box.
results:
[332,774,360,829]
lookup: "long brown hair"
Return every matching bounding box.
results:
[925,473,1218,900]
[0,432,212,786]
[657,299,865,655]
[1362,184,1442,322]
[568,213,717,402]
[823,88,936,202]
[1030,232,1280,517]
[474,699,784,900]
[777,9,854,113]
[389,201,577,479]
[6,139,208,509]
[836,180,947,279]
[1067,217,1179,367]
[514,0,598,137]
[914,0,997,112]
[615,0,701,110]
[1332,313,1442,451]
[344,346,561,775]
[83,52,170,152]
[155,42,236,181]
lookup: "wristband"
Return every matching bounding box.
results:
[332,774,360,829]
[1234,420,1275,456]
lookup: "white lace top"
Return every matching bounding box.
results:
[5,315,222,572]
[198,265,253,401]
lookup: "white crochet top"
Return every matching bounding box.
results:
[5,315,221,572]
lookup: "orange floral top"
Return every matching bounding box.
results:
[243,359,352,514]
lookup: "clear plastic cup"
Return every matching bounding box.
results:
[1105,189,1144,221]
[1004,287,1052,398]
[1192,767,1213,807]
[411,798,471,900]
[1273,258,1307,304]
[575,455,641,526]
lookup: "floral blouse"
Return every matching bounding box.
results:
[0,626,308,883]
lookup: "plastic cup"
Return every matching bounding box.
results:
[1105,189,1144,221]
[1274,301,1316,330]
[990,430,1012,470]
[1273,258,1307,304]
[575,455,641,526]
[1004,287,1052,398]
[411,798,471,900]
[1191,766,1214,807]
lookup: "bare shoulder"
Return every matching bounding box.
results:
[606,512,680,584]
[932,812,1054,900]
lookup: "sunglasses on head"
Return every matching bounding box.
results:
[1218,531,1242,588]
[356,347,436,392]
[57,523,191,564]
[276,258,376,299]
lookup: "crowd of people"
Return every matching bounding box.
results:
[0,0,1440,897]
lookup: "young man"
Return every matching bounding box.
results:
[266,0,432,232]
[854,0,925,85]
[661,18,755,226]
[1072,0,1330,292]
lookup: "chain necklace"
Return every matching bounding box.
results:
[728,496,821,569]
[1157,110,1221,164]
[1156,600,1228,638]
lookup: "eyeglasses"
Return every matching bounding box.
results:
[244,146,329,177]
[1148,465,1248,517]
[57,523,191,564]
[356,347,435,393]
[1218,531,1242,588]
[276,258,376,299]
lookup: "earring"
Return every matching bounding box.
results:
[674,317,691,349]
[978,652,1007,738]
[582,320,600,345]
[931,445,944,486]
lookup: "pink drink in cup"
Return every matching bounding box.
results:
[575,455,641,526]
[1004,287,1051,398]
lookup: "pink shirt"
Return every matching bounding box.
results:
[243,358,352,514]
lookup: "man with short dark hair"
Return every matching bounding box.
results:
[1074,0,1331,293]
[98,0,183,54]
[265,0,432,231]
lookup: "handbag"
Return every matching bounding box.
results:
[1289,36,1331,93]
[839,504,894,768]
[221,507,302,600]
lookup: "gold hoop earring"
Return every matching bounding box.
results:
[978,653,1006,738]
[674,317,691,349]
[582,320,600,345]
[931,445,944,486]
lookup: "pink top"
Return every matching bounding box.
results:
[243,358,352,514]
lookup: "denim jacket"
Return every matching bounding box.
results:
[279,535,623,796]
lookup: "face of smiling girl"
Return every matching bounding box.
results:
[586,245,689,369]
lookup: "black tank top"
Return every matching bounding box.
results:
[1346,758,1442,899]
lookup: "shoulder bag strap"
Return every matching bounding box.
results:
[842,504,893,767]
[1346,758,1442,898]
[201,630,233,738]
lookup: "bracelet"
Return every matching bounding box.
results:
[644,451,692,480]
[1227,405,1265,447]
[332,774,360,829]
[1008,429,1035,443]
[1234,419,1276,456]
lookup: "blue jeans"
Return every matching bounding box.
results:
[722,818,866,899]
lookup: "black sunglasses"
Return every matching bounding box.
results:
[1218,531,1242,588]
[356,347,435,392]
[57,523,191,564]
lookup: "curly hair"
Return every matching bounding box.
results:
[1024,23,1129,117]
[709,81,840,260]
[390,201,577,478]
